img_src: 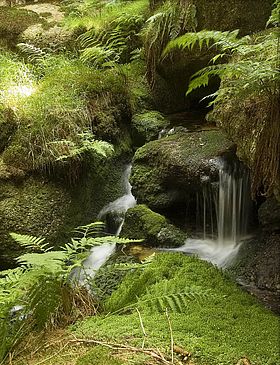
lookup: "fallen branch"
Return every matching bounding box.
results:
[69,337,172,364]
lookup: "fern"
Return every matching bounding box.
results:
[54,133,114,162]
[17,43,47,63]
[9,233,51,252]
[79,14,144,67]
[112,284,211,315]
[143,0,197,86]
[73,221,105,239]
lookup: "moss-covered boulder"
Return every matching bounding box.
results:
[131,111,169,147]
[130,129,234,216]
[0,7,40,46]
[19,24,77,53]
[121,204,185,247]
[0,157,130,269]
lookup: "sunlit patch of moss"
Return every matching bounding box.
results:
[72,253,280,365]
[63,0,149,32]
[0,53,130,170]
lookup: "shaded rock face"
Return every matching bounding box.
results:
[130,129,235,223]
[258,197,280,232]
[0,157,129,269]
[121,204,186,247]
[0,177,71,268]
[231,233,280,301]
[155,0,273,112]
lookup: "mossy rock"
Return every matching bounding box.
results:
[121,204,185,247]
[76,346,124,365]
[20,24,77,52]
[131,111,169,146]
[0,156,131,269]
[0,7,40,45]
[130,129,235,216]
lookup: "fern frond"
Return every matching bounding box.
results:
[16,251,67,272]
[80,46,118,67]
[73,221,105,239]
[17,43,47,63]
[164,29,242,56]
[10,233,51,252]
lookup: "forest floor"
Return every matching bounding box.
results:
[9,254,280,365]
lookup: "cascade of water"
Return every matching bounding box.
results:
[171,158,251,267]
[98,164,136,235]
[76,164,136,284]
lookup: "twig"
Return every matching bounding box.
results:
[33,341,70,365]
[165,308,174,364]
[136,307,147,349]
[69,337,172,364]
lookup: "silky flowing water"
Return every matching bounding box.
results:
[77,164,136,283]
[171,158,251,267]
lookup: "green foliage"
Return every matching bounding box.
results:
[77,346,124,365]
[142,0,197,86]
[73,253,280,365]
[0,224,138,361]
[9,233,49,252]
[164,29,279,101]
[267,0,280,26]
[17,43,47,63]
[0,53,127,171]
[164,18,280,197]
[79,13,144,66]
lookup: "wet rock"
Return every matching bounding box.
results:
[230,232,280,309]
[130,129,235,220]
[121,204,186,247]
[258,196,280,232]
[131,111,169,147]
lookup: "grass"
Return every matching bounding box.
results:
[0,52,128,170]
[63,0,149,32]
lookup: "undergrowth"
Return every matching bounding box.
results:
[0,53,129,171]
[72,253,280,365]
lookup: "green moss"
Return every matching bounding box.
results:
[121,204,185,247]
[76,346,124,365]
[73,253,280,365]
[130,130,234,211]
[0,53,131,171]
[131,111,169,146]
[121,204,166,240]
[0,7,40,38]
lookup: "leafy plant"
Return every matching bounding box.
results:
[143,0,197,86]
[164,4,280,197]
[79,13,144,66]
[0,223,139,362]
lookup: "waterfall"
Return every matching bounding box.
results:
[172,158,251,267]
[98,164,136,235]
[76,164,136,284]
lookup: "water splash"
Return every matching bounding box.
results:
[175,158,251,267]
